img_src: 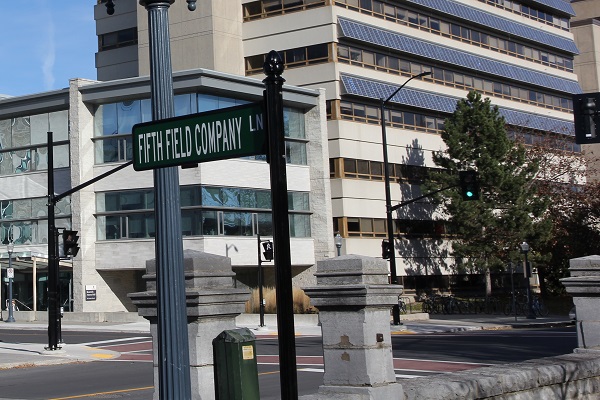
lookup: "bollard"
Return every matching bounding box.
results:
[213,328,260,400]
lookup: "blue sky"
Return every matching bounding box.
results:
[0,2,97,97]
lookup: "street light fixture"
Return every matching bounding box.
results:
[520,241,536,319]
[6,242,15,323]
[105,1,197,398]
[380,71,431,325]
[334,232,342,257]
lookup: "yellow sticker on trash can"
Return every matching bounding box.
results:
[242,345,254,360]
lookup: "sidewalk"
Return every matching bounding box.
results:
[0,313,573,370]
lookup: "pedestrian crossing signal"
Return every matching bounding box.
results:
[262,241,273,262]
[63,230,80,257]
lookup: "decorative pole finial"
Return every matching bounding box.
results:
[106,1,196,15]
[263,50,284,77]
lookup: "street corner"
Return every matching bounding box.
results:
[391,329,417,335]
[76,345,121,361]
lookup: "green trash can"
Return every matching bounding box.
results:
[213,327,260,400]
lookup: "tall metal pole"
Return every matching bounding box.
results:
[521,242,536,320]
[47,131,60,350]
[380,71,431,325]
[140,1,192,398]
[263,50,298,400]
[257,234,265,328]
[6,243,14,323]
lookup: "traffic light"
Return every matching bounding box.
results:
[381,239,392,259]
[573,93,600,144]
[63,230,80,257]
[458,170,480,201]
[262,240,273,262]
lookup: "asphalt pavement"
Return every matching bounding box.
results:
[0,313,573,372]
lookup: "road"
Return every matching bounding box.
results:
[0,327,576,399]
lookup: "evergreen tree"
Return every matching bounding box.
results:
[431,91,551,295]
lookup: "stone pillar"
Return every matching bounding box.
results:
[129,250,249,399]
[302,255,403,400]
[562,255,600,350]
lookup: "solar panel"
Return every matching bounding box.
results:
[405,0,578,54]
[529,0,575,16]
[338,18,581,95]
[340,74,574,134]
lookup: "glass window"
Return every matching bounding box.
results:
[284,108,305,139]
[286,141,307,165]
[202,210,219,235]
[289,214,310,237]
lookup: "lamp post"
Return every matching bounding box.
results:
[381,71,431,325]
[520,242,536,319]
[105,1,197,398]
[334,232,342,256]
[6,242,15,323]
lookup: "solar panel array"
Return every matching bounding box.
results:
[405,0,578,54]
[338,18,581,95]
[529,0,575,16]
[340,74,574,134]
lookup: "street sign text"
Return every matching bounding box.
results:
[133,102,266,171]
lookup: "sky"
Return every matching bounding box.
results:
[0,2,97,97]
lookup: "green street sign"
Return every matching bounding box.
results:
[132,102,266,171]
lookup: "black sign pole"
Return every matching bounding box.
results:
[257,234,265,328]
[46,131,59,350]
[263,50,298,400]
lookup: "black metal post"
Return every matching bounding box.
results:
[509,261,517,322]
[263,50,298,400]
[47,131,60,350]
[257,235,265,328]
[380,72,430,325]
[138,1,192,398]
[6,243,14,323]
[524,250,536,319]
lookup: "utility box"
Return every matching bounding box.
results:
[213,328,260,400]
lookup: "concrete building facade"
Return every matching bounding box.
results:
[95,0,581,290]
[0,69,330,312]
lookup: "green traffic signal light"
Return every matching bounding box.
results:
[459,170,480,201]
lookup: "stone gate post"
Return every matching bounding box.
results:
[302,255,403,400]
[129,250,249,399]
[562,255,600,351]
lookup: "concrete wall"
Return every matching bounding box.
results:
[401,352,600,400]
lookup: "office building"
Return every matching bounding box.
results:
[96,0,581,288]
[0,68,330,312]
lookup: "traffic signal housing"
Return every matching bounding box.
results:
[63,230,80,257]
[573,93,600,144]
[262,240,273,262]
[459,170,480,201]
[381,239,392,259]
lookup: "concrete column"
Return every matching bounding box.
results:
[302,255,403,400]
[562,255,600,350]
[129,250,249,399]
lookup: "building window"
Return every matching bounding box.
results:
[334,99,446,134]
[0,197,71,245]
[0,111,70,176]
[335,216,451,238]
[96,186,311,240]
[98,28,138,52]
[243,0,326,21]
[334,0,574,72]
[246,43,332,75]
[337,44,573,112]
[330,158,444,184]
